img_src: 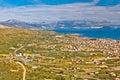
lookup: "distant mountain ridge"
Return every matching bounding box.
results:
[0,19,53,30]
[0,19,120,30]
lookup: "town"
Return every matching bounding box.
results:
[0,27,120,80]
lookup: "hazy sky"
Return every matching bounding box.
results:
[0,0,120,23]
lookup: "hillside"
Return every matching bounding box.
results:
[0,25,10,28]
[0,26,34,54]
[0,26,120,80]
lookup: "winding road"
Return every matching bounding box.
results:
[16,61,26,80]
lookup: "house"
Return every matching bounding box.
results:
[32,65,38,69]
[16,53,23,57]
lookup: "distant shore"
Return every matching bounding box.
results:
[54,28,120,40]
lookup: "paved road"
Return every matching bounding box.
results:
[16,61,26,80]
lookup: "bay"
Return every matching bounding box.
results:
[54,28,120,40]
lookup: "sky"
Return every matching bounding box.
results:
[0,0,120,23]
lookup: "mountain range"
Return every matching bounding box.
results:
[0,19,120,30]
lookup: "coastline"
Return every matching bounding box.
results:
[54,29,120,41]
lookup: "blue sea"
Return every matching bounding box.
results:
[54,28,120,40]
